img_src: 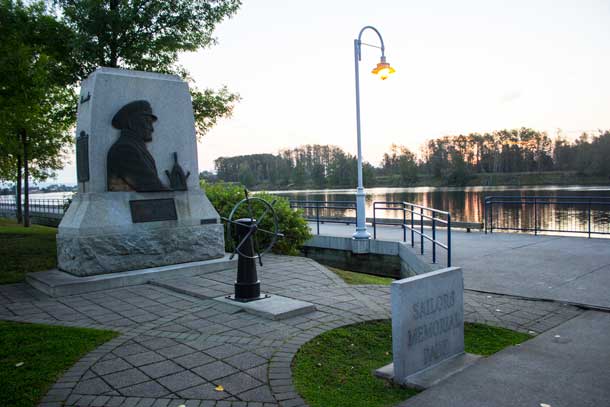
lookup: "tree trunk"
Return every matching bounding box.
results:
[109,0,119,67]
[22,129,30,227]
[16,154,22,224]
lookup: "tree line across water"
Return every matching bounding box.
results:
[211,128,610,189]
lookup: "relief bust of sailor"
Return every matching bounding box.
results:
[106,100,170,192]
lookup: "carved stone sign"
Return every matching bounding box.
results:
[129,199,177,223]
[389,267,465,385]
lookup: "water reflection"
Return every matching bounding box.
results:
[273,185,610,235]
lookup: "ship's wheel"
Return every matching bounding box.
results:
[222,190,284,266]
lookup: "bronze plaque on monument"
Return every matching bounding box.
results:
[129,199,177,223]
[76,131,90,182]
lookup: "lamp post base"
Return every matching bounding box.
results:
[352,229,371,240]
[353,187,370,239]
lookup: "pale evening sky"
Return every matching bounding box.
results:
[52,0,610,185]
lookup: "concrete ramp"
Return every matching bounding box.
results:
[310,223,610,309]
[452,232,610,310]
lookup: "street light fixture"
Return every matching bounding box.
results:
[371,56,396,80]
[352,25,395,240]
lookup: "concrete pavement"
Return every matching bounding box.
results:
[309,223,610,309]
[0,256,582,406]
[399,310,610,407]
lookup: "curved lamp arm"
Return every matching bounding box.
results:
[356,25,386,60]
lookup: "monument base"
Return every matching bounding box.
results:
[57,190,225,276]
[213,295,316,320]
[26,255,236,297]
[58,223,224,276]
[375,352,481,390]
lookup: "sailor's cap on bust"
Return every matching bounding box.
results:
[112,100,158,129]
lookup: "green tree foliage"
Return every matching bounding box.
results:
[0,0,78,226]
[422,128,555,175]
[214,145,375,189]
[381,144,418,185]
[0,0,77,182]
[53,0,242,137]
[419,128,610,180]
[211,129,610,188]
[566,131,610,177]
[204,183,312,255]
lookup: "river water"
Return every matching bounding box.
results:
[272,185,610,235]
[4,186,609,235]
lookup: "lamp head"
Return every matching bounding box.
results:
[371,55,395,80]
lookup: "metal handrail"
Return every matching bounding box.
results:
[289,200,357,235]
[0,197,70,217]
[373,201,452,267]
[374,200,450,216]
[289,198,452,267]
[484,195,610,237]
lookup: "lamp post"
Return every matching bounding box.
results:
[352,26,395,240]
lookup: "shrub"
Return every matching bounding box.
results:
[204,182,311,256]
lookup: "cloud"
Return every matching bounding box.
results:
[499,90,522,104]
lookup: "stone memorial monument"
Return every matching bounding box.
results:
[376,267,479,389]
[56,68,224,276]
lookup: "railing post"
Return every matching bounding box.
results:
[484,198,487,234]
[447,213,452,267]
[534,197,537,235]
[432,216,436,263]
[588,199,592,239]
[402,202,406,242]
[373,203,377,240]
[420,207,424,255]
[411,204,415,247]
[490,200,494,233]
[316,204,320,235]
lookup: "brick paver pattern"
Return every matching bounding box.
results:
[0,256,582,407]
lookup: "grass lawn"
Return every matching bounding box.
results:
[0,321,117,407]
[0,218,57,284]
[292,320,532,407]
[327,266,394,285]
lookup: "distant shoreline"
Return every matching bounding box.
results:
[1,172,608,196]
[244,171,610,191]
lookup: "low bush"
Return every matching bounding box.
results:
[204,182,311,255]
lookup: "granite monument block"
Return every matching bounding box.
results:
[57,68,224,276]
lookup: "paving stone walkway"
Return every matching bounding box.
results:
[0,256,583,407]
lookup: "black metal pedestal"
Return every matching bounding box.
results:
[229,218,267,302]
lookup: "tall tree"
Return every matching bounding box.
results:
[53,0,242,137]
[0,0,77,226]
[381,144,418,185]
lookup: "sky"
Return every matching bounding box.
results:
[51,0,610,185]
